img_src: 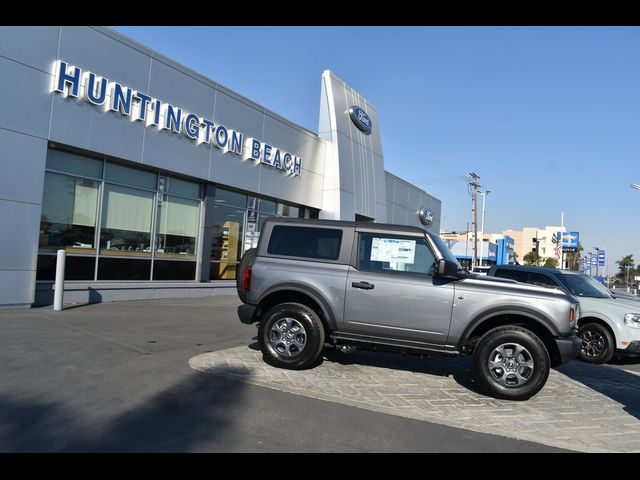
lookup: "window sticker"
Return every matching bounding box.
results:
[370,238,416,264]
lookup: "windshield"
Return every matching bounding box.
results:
[556,273,613,299]
[430,235,464,271]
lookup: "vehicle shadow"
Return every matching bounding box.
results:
[321,347,484,395]
[249,339,485,394]
[555,360,640,421]
[609,355,640,366]
[250,339,640,411]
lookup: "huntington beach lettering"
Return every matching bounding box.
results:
[52,60,302,177]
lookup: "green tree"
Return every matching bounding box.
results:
[523,251,542,266]
[543,257,559,268]
[617,254,635,285]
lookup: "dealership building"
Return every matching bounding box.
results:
[0,26,441,308]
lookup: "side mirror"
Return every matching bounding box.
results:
[436,259,458,278]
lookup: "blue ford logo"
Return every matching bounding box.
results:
[418,207,434,226]
[349,106,372,135]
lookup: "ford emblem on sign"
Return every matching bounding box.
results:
[418,207,434,226]
[348,106,372,135]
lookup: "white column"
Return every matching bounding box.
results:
[53,249,66,311]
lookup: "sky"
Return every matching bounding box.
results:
[114,26,640,276]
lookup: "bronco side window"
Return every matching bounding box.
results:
[267,226,342,260]
[357,233,437,276]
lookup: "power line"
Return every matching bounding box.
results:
[421,175,468,186]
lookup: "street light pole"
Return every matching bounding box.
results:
[593,247,600,277]
[603,236,616,286]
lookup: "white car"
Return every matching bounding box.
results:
[487,265,640,364]
[470,265,491,276]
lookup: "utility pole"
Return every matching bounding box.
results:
[479,189,490,267]
[467,172,480,269]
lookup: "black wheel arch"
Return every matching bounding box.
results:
[577,316,616,342]
[256,283,337,333]
[459,307,563,366]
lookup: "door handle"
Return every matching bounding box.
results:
[352,281,374,290]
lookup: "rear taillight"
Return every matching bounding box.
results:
[242,265,252,291]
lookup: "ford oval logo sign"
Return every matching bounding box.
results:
[349,106,372,135]
[418,207,434,226]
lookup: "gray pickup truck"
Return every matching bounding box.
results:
[236,219,581,400]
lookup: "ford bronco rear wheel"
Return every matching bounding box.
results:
[258,302,325,370]
[472,326,550,401]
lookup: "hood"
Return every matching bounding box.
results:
[464,273,572,300]
[578,296,640,313]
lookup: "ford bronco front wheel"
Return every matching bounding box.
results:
[578,322,614,364]
[258,302,325,370]
[472,326,550,401]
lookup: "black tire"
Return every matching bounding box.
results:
[258,302,325,370]
[472,326,550,401]
[578,322,615,364]
[236,248,257,303]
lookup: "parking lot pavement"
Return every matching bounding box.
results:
[190,344,640,453]
[0,296,565,452]
[5,295,640,452]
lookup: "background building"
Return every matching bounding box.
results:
[494,235,516,265]
[0,26,441,308]
[502,226,566,266]
[440,231,514,269]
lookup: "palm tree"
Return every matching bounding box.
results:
[565,242,583,271]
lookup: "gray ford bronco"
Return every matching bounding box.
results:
[236,218,581,400]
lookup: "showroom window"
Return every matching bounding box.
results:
[46,148,103,178]
[37,151,102,280]
[97,161,157,280]
[37,148,203,282]
[153,175,200,280]
[39,172,100,254]
[99,183,155,257]
[97,183,155,280]
[37,148,305,283]
[277,203,299,218]
[210,187,246,280]
[155,195,199,259]
[208,187,303,281]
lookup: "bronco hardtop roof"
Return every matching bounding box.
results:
[263,217,430,235]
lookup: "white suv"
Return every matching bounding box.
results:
[487,265,640,364]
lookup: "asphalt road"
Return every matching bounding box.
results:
[0,295,568,453]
